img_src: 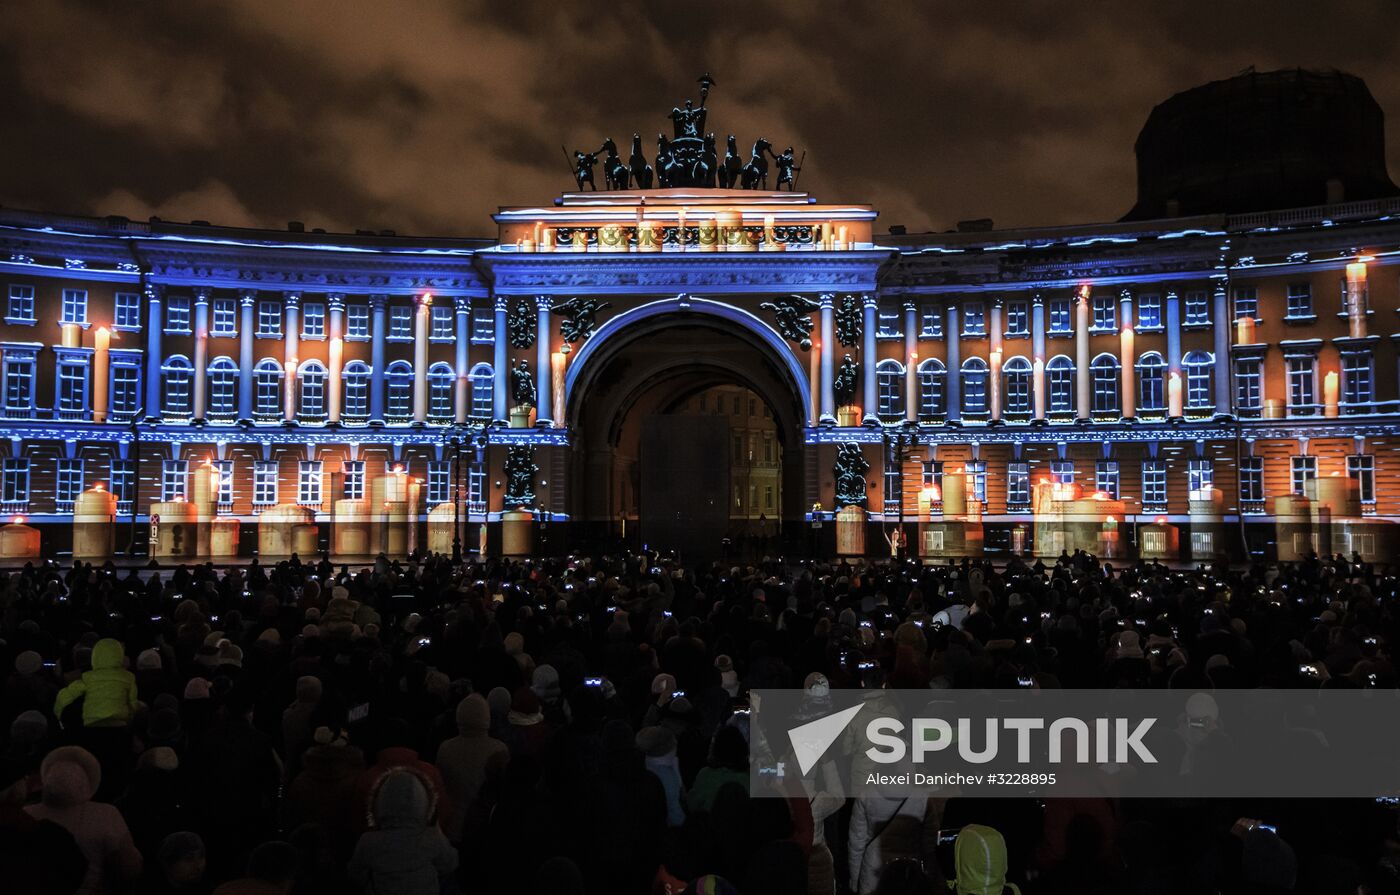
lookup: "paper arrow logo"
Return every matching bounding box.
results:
[787,704,864,775]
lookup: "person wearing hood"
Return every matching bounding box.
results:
[435,693,509,845]
[347,767,458,895]
[637,725,686,827]
[285,727,366,862]
[949,824,1021,895]
[504,686,553,762]
[54,638,138,729]
[280,675,322,776]
[531,663,570,726]
[24,745,143,895]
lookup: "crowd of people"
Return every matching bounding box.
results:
[2,546,1400,894]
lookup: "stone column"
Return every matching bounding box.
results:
[861,294,878,424]
[903,299,918,423]
[819,294,835,423]
[535,295,553,426]
[328,293,344,424]
[1212,281,1231,418]
[1031,293,1046,423]
[413,294,430,423]
[192,288,210,421]
[493,296,509,423]
[143,283,163,419]
[1346,261,1369,339]
[238,290,255,421]
[369,294,387,424]
[989,298,1004,422]
[283,292,301,422]
[946,303,962,423]
[454,297,471,423]
[1165,290,1183,377]
[1075,288,1090,420]
[1119,290,1136,420]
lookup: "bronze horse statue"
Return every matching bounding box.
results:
[599,138,629,190]
[629,134,653,189]
[720,134,744,189]
[695,133,719,188]
[740,137,772,189]
[656,134,677,188]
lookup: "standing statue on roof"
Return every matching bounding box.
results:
[770,145,801,191]
[668,73,714,139]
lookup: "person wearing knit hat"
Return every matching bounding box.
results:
[183,677,212,701]
[437,693,510,844]
[138,745,180,772]
[157,831,208,893]
[216,641,243,670]
[637,726,685,826]
[136,648,162,673]
[14,649,43,676]
[715,654,740,698]
[24,745,144,893]
[9,709,49,752]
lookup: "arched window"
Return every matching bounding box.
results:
[253,359,283,419]
[917,358,945,420]
[428,362,455,421]
[469,363,493,419]
[1089,353,1120,415]
[1136,352,1165,411]
[161,356,193,417]
[875,359,904,419]
[342,362,370,419]
[1183,351,1214,410]
[961,357,989,415]
[385,360,413,420]
[206,357,238,417]
[1002,356,1032,416]
[1047,355,1075,414]
[298,361,327,421]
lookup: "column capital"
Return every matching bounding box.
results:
[534,294,553,310]
[144,283,164,300]
[327,292,346,310]
[454,296,472,313]
[1118,288,1134,302]
[861,293,878,310]
[283,291,302,307]
[1212,279,1228,298]
[818,292,835,309]
[494,295,510,312]
[991,295,1005,309]
[368,293,389,309]
[193,287,212,304]
[1031,291,1044,307]
[1165,289,1180,302]
[239,289,258,306]
[902,297,917,312]
[1073,288,1090,307]
[415,292,434,308]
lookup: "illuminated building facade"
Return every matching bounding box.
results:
[0,69,1397,561]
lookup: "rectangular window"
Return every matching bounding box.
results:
[258,301,282,336]
[62,288,88,324]
[302,302,325,337]
[342,460,365,500]
[876,307,901,338]
[1287,355,1316,413]
[921,460,943,493]
[214,459,234,505]
[389,305,412,339]
[56,360,88,414]
[1007,462,1030,508]
[7,285,35,322]
[161,459,189,502]
[1048,299,1071,334]
[428,461,451,505]
[1348,455,1376,505]
[1137,293,1162,329]
[883,466,901,513]
[1342,352,1374,410]
[764,485,773,509]
[431,305,454,340]
[1291,456,1317,496]
[4,354,35,410]
[347,303,370,339]
[1187,459,1214,496]
[471,312,495,343]
[110,459,134,505]
[1235,358,1262,412]
[110,364,140,417]
[165,295,191,333]
[210,298,236,336]
[919,306,943,338]
[56,458,84,508]
[298,461,323,506]
[1239,458,1264,505]
[966,460,987,505]
[1142,460,1167,507]
[1184,291,1210,325]
[1005,300,1029,336]
[468,465,486,513]
[253,462,278,506]
[962,302,986,337]
[1286,283,1313,318]
[2,458,30,504]
[115,292,142,330]
[1091,295,1116,332]
[1095,460,1120,499]
[1050,460,1074,485]
[1233,285,1258,320]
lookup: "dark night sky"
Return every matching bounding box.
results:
[3,1,1399,238]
